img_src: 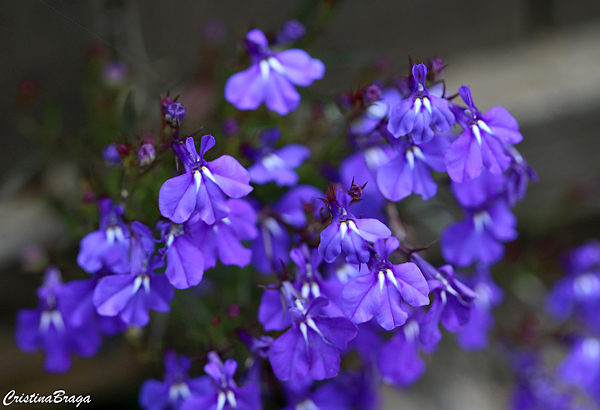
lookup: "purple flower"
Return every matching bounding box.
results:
[102,143,121,166]
[291,244,345,317]
[257,281,296,331]
[417,264,477,350]
[251,216,290,274]
[456,267,503,350]
[318,187,391,264]
[441,172,518,267]
[247,128,310,186]
[446,86,523,182]
[564,240,600,275]
[225,29,325,115]
[181,352,261,410]
[273,185,324,228]
[268,297,357,381]
[15,267,102,373]
[159,221,205,289]
[511,352,575,410]
[58,273,126,336]
[276,20,306,44]
[349,87,402,137]
[504,145,537,206]
[187,199,257,269]
[342,237,429,330]
[376,134,449,201]
[93,222,174,327]
[139,351,212,410]
[159,135,252,224]
[377,319,426,386]
[165,102,186,126]
[77,198,130,274]
[558,337,600,404]
[387,64,455,143]
[546,262,600,330]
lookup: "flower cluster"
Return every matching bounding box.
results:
[15,19,539,410]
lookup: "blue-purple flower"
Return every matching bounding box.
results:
[77,198,130,274]
[225,29,325,115]
[181,352,261,410]
[456,267,503,350]
[557,336,600,404]
[15,267,102,373]
[546,241,600,330]
[445,86,523,182]
[159,221,205,289]
[187,199,257,269]
[139,351,212,410]
[247,128,310,186]
[159,135,253,224]
[376,134,449,201]
[342,237,429,330]
[318,186,391,264]
[93,222,174,327]
[268,297,357,381]
[441,172,518,267]
[387,64,455,143]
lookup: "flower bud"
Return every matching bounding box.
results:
[137,143,156,166]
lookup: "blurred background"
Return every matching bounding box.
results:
[1,0,600,408]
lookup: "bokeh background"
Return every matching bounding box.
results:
[1,0,600,408]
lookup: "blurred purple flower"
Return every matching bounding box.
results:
[225,29,325,115]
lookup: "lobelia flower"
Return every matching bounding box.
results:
[251,214,290,274]
[268,297,357,381]
[257,280,296,331]
[342,237,429,330]
[139,351,212,410]
[557,336,600,404]
[349,87,402,137]
[376,134,449,201]
[102,143,122,166]
[59,272,127,336]
[377,317,426,386]
[225,29,325,115]
[318,186,391,264]
[387,63,455,144]
[414,261,477,349]
[456,267,503,350]
[511,351,575,410]
[273,184,324,229]
[546,242,600,330]
[15,267,102,373]
[291,244,345,317]
[563,240,600,275]
[187,199,257,269]
[247,128,310,186]
[158,221,205,289]
[77,198,130,274]
[441,171,518,267]
[445,85,523,183]
[159,135,253,224]
[181,351,261,410]
[93,222,174,328]
[340,145,394,220]
[503,145,538,206]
